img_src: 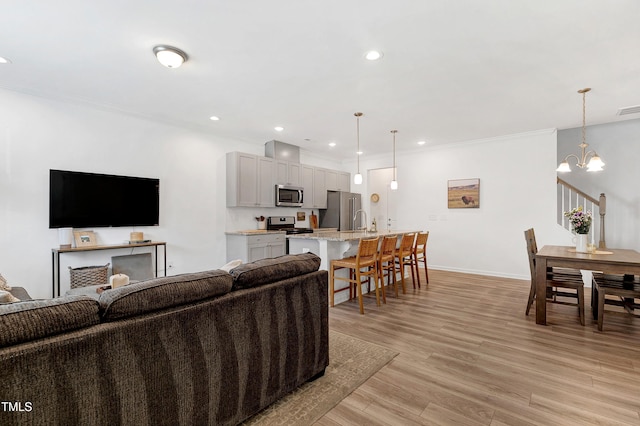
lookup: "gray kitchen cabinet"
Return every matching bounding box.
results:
[301,165,314,209]
[276,160,301,186]
[337,172,351,191]
[227,152,275,207]
[226,233,286,263]
[313,167,327,209]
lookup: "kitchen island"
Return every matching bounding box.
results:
[288,229,420,305]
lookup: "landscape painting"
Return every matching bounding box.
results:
[448,178,480,208]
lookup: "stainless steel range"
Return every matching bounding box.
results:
[267,216,314,253]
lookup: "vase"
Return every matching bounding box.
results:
[575,233,588,253]
[257,221,266,230]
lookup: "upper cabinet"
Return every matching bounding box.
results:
[227,152,275,207]
[275,160,301,186]
[227,151,351,209]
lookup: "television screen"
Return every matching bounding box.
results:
[49,169,160,228]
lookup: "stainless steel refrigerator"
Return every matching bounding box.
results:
[319,191,362,231]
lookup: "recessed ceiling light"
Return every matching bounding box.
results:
[209,116,220,121]
[153,45,188,68]
[357,151,363,155]
[417,140,426,145]
[365,50,383,61]
[328,142,336,147]
[0,56,12,64]
[274,126,284,132]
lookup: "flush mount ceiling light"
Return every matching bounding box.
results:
[390,130,398,190]
[274,126,284,132]
[0,56,12,64]
[153,45,188,68]
[364,50,383,61]
[557,88,605,173]
[354,112,363,185]
[417,140,426,146]
[209,116,220,121]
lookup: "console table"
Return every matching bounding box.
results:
[51,241,167,297]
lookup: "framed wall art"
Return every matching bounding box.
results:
[448,178,480,208]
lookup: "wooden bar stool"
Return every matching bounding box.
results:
[330,237,381,314]
[394,233,416,291]
[378,235,399,298]
[413,231,429,286]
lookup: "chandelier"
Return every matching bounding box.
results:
[556,88,604,172]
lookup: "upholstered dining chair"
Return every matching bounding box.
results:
[330,237,381,315]
[378,235,400,298]
[524,228,585,325]
[412,231,429,287]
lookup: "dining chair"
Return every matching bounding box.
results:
[378,235,399,298]
[592,273,640,331]
[412,231,429,286]
[330,237,381,315]
[524,228,585,325]
[394,233,417,290]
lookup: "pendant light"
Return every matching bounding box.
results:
[556,88,605,172]
[354,112,363,185]
[390,130,398,190]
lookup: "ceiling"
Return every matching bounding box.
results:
[1,1,639,161]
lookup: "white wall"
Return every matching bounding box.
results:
[344,130,572,280]
[0,89,261,298]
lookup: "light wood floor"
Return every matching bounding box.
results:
[317,270,640,426]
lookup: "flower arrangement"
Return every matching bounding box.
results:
[563,206,592,234]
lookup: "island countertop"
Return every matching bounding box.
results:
[287,229,417,242]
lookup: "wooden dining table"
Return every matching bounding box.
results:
[535,245,640,325]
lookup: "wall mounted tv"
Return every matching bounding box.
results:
[49,169,160,228]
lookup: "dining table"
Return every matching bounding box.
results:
[535,245,640,325]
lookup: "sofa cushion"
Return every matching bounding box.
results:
[0,295,100,347]
[230,253,321,290]
[99,270,233,321]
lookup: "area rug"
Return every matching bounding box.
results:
[242,330,399,426]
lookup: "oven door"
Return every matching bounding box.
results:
[276,185,303,207]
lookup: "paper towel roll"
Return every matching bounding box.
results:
[109,274,130,288]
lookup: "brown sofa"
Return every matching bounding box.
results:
[0,253,328,426]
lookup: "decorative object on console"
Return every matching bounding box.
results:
[68,263,109,289]
[556,88,605,172]
[109,274,130,289]
[73,230,97,247]
[130,232,144,243]
[447,178,480,209]
[58,227,73,249]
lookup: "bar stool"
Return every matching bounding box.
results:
[413,231,429,286]
[378,235,399,298]
[394,233,417,290]
[330,237,381,315]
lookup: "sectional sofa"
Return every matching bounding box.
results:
[0,253,329,426]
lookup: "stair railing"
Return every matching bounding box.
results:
[557,177,606,248]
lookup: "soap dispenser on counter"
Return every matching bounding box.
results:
[370,218,377,233]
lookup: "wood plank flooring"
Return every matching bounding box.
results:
[317,270,640,425]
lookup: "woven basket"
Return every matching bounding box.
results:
[68,263,110,289]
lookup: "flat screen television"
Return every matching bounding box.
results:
[49,169,160,228]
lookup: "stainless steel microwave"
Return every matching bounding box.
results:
[275,185,303,207]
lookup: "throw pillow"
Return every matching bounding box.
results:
[0,290,19,303]
[219,259,242,273]
[0,273,12,291]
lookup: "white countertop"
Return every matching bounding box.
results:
[225,230,286,236]
[287,229,418,242]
